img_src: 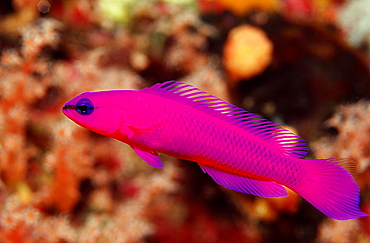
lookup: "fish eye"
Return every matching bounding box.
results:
[75,98,94,115]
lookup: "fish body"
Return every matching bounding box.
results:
[63,81,368,220]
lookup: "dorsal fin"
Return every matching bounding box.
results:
[142,81,309,158]
[329,158,359,178]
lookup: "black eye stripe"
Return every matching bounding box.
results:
[63,105,76,110]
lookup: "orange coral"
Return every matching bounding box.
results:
[39,122,94,213]
[0,19,60,185]
[223,25,273,83]
[217,0,279,16]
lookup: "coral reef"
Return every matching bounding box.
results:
[317,218,363,243]
[312,101,370,173]
[0,0,369,242]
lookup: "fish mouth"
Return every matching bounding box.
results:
[62,103,76,119]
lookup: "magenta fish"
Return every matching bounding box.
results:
[62,81,367,220]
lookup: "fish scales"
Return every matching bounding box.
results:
[137,97,293,183]
[62,81,368,220]
[139,83,303,184]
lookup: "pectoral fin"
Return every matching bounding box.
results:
[132,147,163,169]
[125,119,164,141]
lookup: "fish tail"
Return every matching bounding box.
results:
[293,158,368,220]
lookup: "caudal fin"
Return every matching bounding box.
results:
[293,158,368,220]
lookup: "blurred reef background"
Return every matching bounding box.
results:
[0,0,370,242]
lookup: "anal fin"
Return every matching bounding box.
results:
[132,147,163,169]
[200,165,288,198]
